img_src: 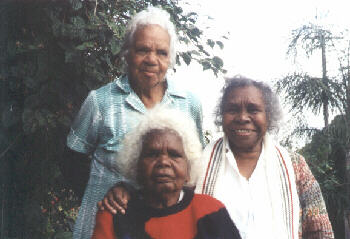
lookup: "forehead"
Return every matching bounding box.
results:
[133,24,170,44]
[143,129,182,145]
[224,86,265,105]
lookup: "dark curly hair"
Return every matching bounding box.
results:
[215,76,282,133]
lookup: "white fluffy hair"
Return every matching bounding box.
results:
[122,6,178,68]
[117,106,203,188]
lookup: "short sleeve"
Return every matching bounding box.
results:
[67,91,102,154]
[189,94,205,148]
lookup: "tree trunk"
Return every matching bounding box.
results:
[321,35,329,128]
[345,149,350,238]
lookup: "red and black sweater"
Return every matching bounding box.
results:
[92,188,241,239]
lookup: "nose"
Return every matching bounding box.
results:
[236,110,250,123]
[144,52,157,65]
[156,154,171,167]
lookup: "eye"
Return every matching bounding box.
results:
[168,149,183,159]
[224,105,239,114]
[247,104,262,114]
[136,47,149,54]
[142,149,159,158]
[157,50,168,57]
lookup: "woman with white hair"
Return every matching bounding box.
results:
[92,107,241,239]
[66,6,204,239]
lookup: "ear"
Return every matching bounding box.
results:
[185,162,190,183]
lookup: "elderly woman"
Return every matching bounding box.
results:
[91,107,241,239]
[101,77,334,239]
[195,76,334,238]
[66,6,204,239]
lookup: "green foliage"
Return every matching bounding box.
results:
[287,23,335,58]
[276,73,340,115]
[299,115,349,239]
[1,0,225,237]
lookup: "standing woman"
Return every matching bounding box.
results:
[197,76,333,238]
[65,7,204,239]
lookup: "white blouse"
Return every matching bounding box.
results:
[214,144,279,239]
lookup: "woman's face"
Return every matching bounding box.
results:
[222,86,268,153]
[138,129,189,197]
[126,24,170,91]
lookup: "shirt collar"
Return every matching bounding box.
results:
[224,136,265,181]
[114,75,187,99]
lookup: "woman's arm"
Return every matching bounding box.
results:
[91,210,115,239]
[97,182,133,214]
[292,153,334,239]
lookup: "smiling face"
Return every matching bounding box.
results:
[126,24,170,92]
[137,129,189,204]
[222,86,268,153]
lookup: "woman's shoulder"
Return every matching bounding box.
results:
[203,137,224,153]
[275,144,304,164]
[192,193,225,211]
[193,193,224,205]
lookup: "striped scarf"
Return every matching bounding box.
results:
[197,135,299,239]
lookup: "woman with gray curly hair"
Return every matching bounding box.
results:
[101,76,334,239]
[196,76,333,239]
[65,6,204,239]
[92,107,241,239]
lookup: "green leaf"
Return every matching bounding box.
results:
[24,77,38,89]
[182,52,192,65]
[216,41,224,49]
[211,56,224,69]
[58,115,72,127]
[2,103,21,128]
[71,0,83,10]
[207,39,215,48]
[76,42,94,50]
[54,231,73,239]
[201,60,211,71]
[71,16,85,28]
[35,110,46,127]
[109,39,121,55]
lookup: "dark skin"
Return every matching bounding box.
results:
[137,129,189,208]
[99,86,269,213]
[222,86,267,178]
[98,130,189,212]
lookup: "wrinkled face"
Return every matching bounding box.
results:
[137,129,189,196]
[222,86,268,153]
[127,24,170,91]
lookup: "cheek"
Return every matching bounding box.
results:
[178,163,190,182]
[222,114,232,131]
[137,162,151,183]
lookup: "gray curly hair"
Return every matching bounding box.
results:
[122,6,178,68]
[117,106,203,188]
[215,76,283,132]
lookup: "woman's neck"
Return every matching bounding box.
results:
[230,143,262,179]
[143,190,181,209]
[131,80,166,109]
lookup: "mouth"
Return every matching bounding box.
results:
[152,174,173,183]
[142,69,157,74]
[231,129,255,136]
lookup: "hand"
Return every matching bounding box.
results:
[97,184,131,215]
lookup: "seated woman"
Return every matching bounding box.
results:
[91,107,241,239]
